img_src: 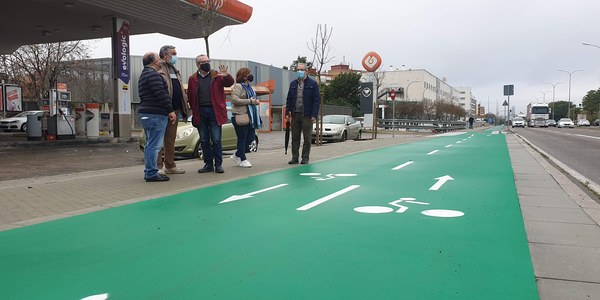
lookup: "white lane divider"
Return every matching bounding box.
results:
[427,150,439,155]
[392,161,413,170]
[297,185,360,211]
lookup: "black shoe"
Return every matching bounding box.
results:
[198,164,214,173]
[288,158,299,164]
[145,174,170,182]
[301,158,309,164]
[215,166,224,173]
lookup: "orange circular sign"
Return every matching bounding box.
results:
[362,51,382,72]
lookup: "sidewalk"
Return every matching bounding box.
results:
[1,130,599,298]
[508,133,600,299]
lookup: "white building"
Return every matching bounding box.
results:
[367,69,463,105]
[456,87,477,116]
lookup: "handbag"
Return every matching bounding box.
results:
[234,113,250,126]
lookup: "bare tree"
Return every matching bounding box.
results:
[307,24,334,84]
[6,41,91,101]
[195,0,230,58]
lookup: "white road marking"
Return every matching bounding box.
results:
[445,144,453,148]
[429,175,454,191]
[220,183,288,203]
[456,141,462,143]
[574,134,600,140]
[427,150,439,155]
[421,209,464,218]
[81,294,109,300]
[392,161,413,170]
[297,185,360,211]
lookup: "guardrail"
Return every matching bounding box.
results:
[377,119,466,133]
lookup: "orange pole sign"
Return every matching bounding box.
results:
[362,51,382,72]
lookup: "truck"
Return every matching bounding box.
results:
[526,103,550,127]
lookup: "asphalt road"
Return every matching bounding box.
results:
[511,126,600,186]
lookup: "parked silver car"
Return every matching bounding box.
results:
[312,115,362,142]
[545,119,557,127]
[557,118,574,128]
[577,119,590,127]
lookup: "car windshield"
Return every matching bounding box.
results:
[513,117,523,121]
[559,118,571,122]
[13,111,33,117]
[323,115,346,124]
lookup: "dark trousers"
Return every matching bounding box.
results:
[197,106,222,167]
[291,113,313,160]
[232,117,254,161]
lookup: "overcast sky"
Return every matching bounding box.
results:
[92,0,600,115]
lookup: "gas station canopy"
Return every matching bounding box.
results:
[0,0,253,54]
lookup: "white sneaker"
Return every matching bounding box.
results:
[158,169,166,176]
[240,160,252,168]
[230,154,242,165]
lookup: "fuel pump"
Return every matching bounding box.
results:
[47,89,75,140]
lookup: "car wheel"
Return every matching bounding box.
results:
[21,123,27,132]
[193,142,204,159]
[340,131,347,142]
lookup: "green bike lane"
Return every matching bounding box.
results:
[0,128,538,299]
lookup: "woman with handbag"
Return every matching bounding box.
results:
[230,67,261,167]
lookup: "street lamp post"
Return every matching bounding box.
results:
[582,42,600,126]
[539,91,551,103]
[558,69,583,120]
[546,82,560,120]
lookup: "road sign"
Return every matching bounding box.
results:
[360,82,373,114]
[503,85,514,96]
[362,51,382,72]
[502,100,508,106]
[389,89,396,100]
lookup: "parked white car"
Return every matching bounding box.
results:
[0,110,44,132]
[312,115,362,142]
[557,118,574,128]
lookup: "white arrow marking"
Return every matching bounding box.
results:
[392,161,413,170]
[220,183,288,203]
[427,150,439,155]
[429,175,454,191]
[297,185,360,211]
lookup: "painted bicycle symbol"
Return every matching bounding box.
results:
[354,197,464,218]
[300,173,357,181]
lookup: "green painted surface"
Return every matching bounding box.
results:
[0,128,538,299]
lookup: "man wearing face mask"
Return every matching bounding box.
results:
[157,45,189,175]
[187,54,234,174]
[138,52,176,182]
[285,63,320,164]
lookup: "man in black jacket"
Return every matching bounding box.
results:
[285,63,320,165]
[138,52,176,182]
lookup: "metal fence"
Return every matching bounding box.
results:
[377,119,466,133]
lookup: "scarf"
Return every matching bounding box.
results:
[242,83,262,128]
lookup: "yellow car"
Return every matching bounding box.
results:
[139,114,258,159]
[139,85,271,158]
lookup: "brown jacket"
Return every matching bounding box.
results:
[231,83,255,116]
[159,62,189,117]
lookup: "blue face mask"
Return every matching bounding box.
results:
[170,55,177,65]
[297,70,305,79]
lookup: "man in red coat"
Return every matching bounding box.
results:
[187,54,234,174]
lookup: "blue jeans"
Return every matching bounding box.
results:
[139,113,168,179]
[232,117,255,161]
[198,106,222,167]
